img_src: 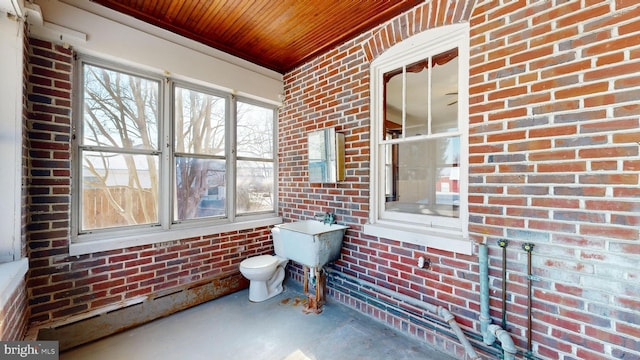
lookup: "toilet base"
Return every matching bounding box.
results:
[248,281,284,302]
[246,265,286,302]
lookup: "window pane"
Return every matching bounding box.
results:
[83,64,159,150]
[384,136,460,218]
[382,49,459,138]
[405,59,429,137]
[174,157,226,221]
[431,48,459,134]
[237,101,274,159]
[384,67,403,138]
[384,133,397,200]
[236,160,274,214]
[174,87,225,155]
[81,151,159,231]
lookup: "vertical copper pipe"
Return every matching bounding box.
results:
[497,239,509,328]
[522,243,535,357]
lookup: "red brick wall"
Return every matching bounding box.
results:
[280,1,640,359]
[469,1,640,359]
[0,279,29,341]
[25,38,272,326]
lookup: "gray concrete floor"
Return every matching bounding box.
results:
[60,281,457,360]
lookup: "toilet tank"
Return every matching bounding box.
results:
[271,226,285,257]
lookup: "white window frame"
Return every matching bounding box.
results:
[364,23,472,255]
[70,55,280,256]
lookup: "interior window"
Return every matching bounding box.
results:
[365,23,470,254]
[383,49,460,220]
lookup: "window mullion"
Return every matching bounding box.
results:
[79,146,160,156]
[427,55,432,136]
[160,78,172,229]
[227,94,237,221]
[401,67,406,139]
[71,59,84,239]
[173,152,226,160]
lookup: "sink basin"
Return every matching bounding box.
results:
[273,220,348,268]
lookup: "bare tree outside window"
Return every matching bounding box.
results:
[236,101,274,214]
[174,87,227,220]
[81,64,160,231]
[77,60,277,236]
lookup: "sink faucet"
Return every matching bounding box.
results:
[322,212,335,225]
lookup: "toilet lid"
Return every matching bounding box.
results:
[241,255,277,269]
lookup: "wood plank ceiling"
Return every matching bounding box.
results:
[91,0,424,74]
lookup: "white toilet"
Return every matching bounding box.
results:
[239,226,289,302]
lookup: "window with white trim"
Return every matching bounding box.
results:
[72,56,278,253]
[364,23,471,254]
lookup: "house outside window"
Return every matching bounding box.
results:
[364,23,471,255]
[71,56,278,254]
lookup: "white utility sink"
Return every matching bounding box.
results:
[273,220,348,268]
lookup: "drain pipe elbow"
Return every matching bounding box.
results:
[483,324,496,346]
[438,307,481,360]
[437,306,454,322]
[488,324,517,360]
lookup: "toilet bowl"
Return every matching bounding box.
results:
[239,226,289,302]
[240,254,288,302]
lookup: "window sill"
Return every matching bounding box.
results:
[70,217,283,256]
[363,222,472,255]
[0,258,28,310]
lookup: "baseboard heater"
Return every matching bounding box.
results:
[37,273,248,351]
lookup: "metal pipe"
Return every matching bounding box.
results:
[522,243,535,357]
[327,269,480,360]
[479,243,518,360]
[488,324,517,360]
[478,243,491,339]
[497,239,509,328]
[342,281,508,357]
[438,307,480,360]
